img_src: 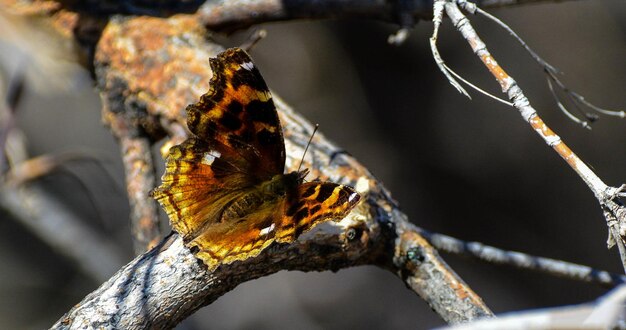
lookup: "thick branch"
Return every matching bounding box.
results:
[197,0,582,33]
[1,0,583,41]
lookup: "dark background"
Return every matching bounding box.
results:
[1,0,625,328]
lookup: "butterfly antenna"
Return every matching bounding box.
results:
[297,124,319,173]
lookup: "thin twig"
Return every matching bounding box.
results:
[441,0,626,270]
[545,69,625,121]
[443,63,513,106]
[418,228,626,287]
[431,0,471,98]
[546,77,591,129]
[461,2,559,75]
[240,28,267,52]
[462,1,625,124]
[0,70,25,174]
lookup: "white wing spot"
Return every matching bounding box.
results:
[348,192,358,203]
[259,223,276,236]
[240,62,254,71]
[201,151,221,165]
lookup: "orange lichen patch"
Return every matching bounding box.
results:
[529,114,578,168]
[480,54,510,90]
[529,115,554,136]
[96,15,219,121]
[555,143,576,167]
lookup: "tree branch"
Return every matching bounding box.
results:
[420,228,626,288]
[48,14,494,328]
[101,101,162,254]
[431,0,626,271]
[196,0,583,33]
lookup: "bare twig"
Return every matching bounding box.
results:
[431,0,471,98]
[419,228,626,287]
[464,2,624,125]
[5,151,109,185]
[239,28,267,52]
[438,0,626,270]
[546,77,592,129]
[545,69,625,122]
[0,70,25,173]
[442,63,513,106]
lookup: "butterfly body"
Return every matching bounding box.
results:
[219,171,304,222]
[152,48,361,271]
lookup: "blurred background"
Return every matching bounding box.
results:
[1,0,625,328]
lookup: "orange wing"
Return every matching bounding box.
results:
[150,138,251,238]
[186,48,284,180]
[152,47,362,271]
[185,181,361,271]
[276,182,361,243]
[152,48,284,238]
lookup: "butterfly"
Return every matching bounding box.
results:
[151,48,361,271]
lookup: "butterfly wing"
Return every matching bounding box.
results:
[185,181,360,271]
[186,48,284,180]
[153,48,284,239]
[153,48,362,271]
[276,182,361,243]
[151,138,251,238]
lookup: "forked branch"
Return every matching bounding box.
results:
[429,0,626,271]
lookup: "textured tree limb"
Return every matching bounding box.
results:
[101,103,162,254]
[196,0,583,33]
[430,0,626,271]
[46,14,496,328]
[1,0,582,37]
